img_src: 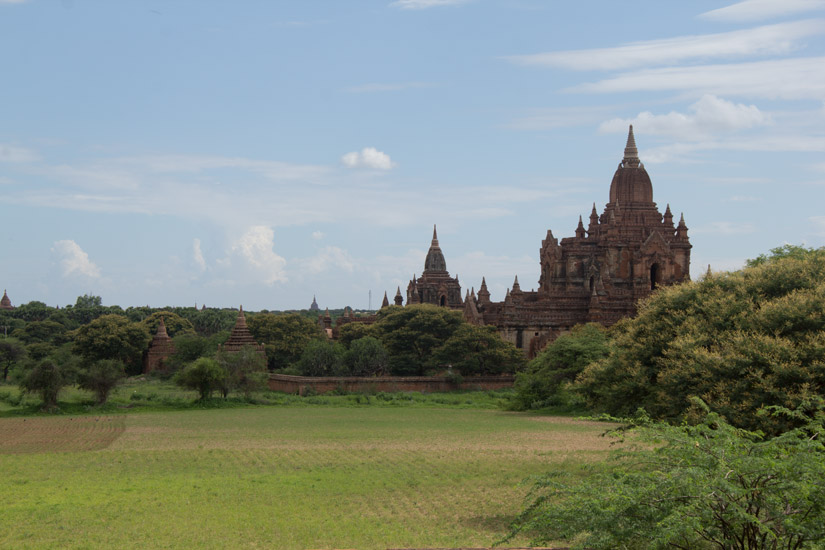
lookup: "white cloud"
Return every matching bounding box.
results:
[571,56,825,100]
[0,144,38,163]
[599,95,770,139]
[700,0,825,22]
[231,226,287,284]
[504,21,825,71]
[312,231,324,240]
[391,0,471,9]
[193,238,206,271]
[341,147,396,170]
[299,246,356,275]
[344,82,434,93]
[51,240,101,278]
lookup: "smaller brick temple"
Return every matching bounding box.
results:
[220,306,266,358]
[407,226,463,308]
[144,317,175,373]
[0,290,13,310]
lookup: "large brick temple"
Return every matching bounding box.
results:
[403,126,692,356]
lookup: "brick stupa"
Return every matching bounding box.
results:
[144,317,175,373]
[0,290,13,310]
[220,306,266,358]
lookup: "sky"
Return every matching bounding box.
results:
[1,0,824,311]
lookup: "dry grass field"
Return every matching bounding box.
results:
[0,406,613,549]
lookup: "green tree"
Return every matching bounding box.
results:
[165,332,228,372]
[433,324,525,376]
[374,304,464,376]
[512,323,611,410]
[337,322,375,349]
[19,358,75,410]
[506,400,825,550]
[297,340,345,377]
[248,313,325,370]
[344,336,389,376]
[77,359,126,404]
[13,301,53,322]
[216,345,268,398]
[140,311,196,339]
[75,294,102,308]
[175,357,226,400]
[15,319,70,345]
[0,338,25,381]
[72,314,151,375]
[577,245,825,433]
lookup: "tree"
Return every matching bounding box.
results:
[140,311,195,339]
[432,324,525,376]
[175,357,226,400]
[165,332,227,372]
[75,294,102,308]
[77,359,126,404]
[0,338,25,381]
[19,358,75,410]
[337,322,375,349]
[374,305,464,376]
[247,313,325,370]
[72,314,151,375]
[506,400,825,550]
[216,345,268,398]
[512,323,611,410]
[15,320,70,345]
[577,245,825,433]
[297,340,345,377]
[344,336,389,376]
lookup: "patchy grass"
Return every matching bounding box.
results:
[0,378,515,417]
[0,406,613,549]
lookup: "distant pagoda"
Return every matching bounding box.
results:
[144,317,175,373]
[0,290,13,310]
[309,295,320,311]
[219,306,266,358]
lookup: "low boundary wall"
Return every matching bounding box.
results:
[268,373,515,395]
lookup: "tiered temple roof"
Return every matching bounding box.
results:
[0,290,13,310]
[220,306,266,356]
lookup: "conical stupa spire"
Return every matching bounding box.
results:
[157,316,168,337]
[432,224,438,245]
[623,125,640,167]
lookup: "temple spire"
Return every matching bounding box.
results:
[432,224,438,245]
[623,124,640,167]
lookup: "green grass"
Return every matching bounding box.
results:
[0,378,516,417]
[0,404,613,549]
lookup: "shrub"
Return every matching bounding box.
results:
[19,359,74,411]
[506,399,825,550]
[175,358,226,400]
[344,337,389,376]
[77,359,127,404]
[297,340,345,377]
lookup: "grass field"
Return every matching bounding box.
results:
[0,401,613,549]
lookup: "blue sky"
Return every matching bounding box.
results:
[1,0,824,311]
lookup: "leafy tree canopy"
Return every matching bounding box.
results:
[248,313,325,370]
[512,323,610,410]
[140,311,196,339]
[577,245,825,433]
[506,399,825,550]
[175,357,226,400]
[77,359,126,405]
[432,324,525,376]
[297,340,345,377]
[343,336,388,377]
[373,305,464,376]
[71,314,151,375]
[0,338,25,381]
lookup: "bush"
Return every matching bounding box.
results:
[511,323,610,410]
[506,399,825,550]
[77,359,126,404]
[297,340,345,377]
[343,336,389,376]
[216,345,268,398]
[19,359,74,411]
[175,358,226,400]
[577,245,825,433]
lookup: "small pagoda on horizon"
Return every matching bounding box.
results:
[219,306,266,358]
[144,317,175,373]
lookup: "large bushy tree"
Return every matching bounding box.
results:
[506,400,825,550]
[577,245,825,433]
[71,314,151,375]
[512,323,611,410]
[140,311,196,339]
[175,357,226,400]
[0,338,25,381]
[19,356,77,411]
[344,336,389,377]
[77,359,126,404]
[297,340,345,377]
[432,324,525,375]
[216,345,268,398]
[248,313,325,370]
[374,305,464,376]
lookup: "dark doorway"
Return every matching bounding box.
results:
[650,263,659,290]
[439,295,446,307]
